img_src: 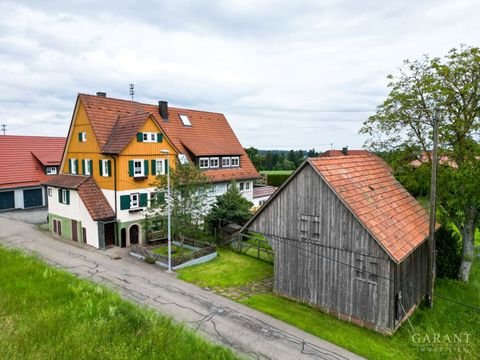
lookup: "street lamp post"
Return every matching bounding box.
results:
[160,150,172,273]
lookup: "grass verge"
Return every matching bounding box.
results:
[0,245,237,360]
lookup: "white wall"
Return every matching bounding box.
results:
[252,195,270,207]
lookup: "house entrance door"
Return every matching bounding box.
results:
[129,225,139,245]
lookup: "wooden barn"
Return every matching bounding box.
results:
[242,150,435,334]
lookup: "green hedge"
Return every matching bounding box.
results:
[266,173,291,187]
[436,225,462,279]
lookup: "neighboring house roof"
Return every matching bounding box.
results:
[78,93,260,182]
[253,185,277,198]
[309,153,434,262]
[0,135,66,189]
[320,150,371,157]
[44,175,115,221]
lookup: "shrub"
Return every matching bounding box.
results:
[436,225,462,279]
[144,256,156,265]
[266,174,290,187]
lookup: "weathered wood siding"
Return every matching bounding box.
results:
[248,164,394,331]
[394,240,428,325]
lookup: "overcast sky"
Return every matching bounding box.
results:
[0,1,479,151]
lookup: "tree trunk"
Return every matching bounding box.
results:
[459,206,477,282]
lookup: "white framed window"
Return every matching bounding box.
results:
[245,181,250,190]
[222,157,231,167]
[199,157,209,169]
[239,182,245,191]
[210,157,219,168]
[84,159,91,175]
[130,193,139,208]
[101,159,109,177]
[79,131,87,142]
[61,189,68,204]
[134,160,144,177]
[46,167,57,175]
[259,200,266,206]
[155,159,165,175]
[231,156,240,167]
[48,188,52,197]
[207,185,216,196]
[70,159,77,174]
[141,132,158,143]
[179,114,192,126]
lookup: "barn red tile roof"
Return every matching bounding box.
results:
[78,93,260,183]
[309,152,434,262]
[0,135,66,189]
[253,185,277,198]
[44,175,114,221]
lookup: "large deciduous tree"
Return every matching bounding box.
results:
[360,45,480,281]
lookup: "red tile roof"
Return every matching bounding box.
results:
[102,112,151,154]
[78,177,115,220]
[78,94,260,183]
[0,135,66,189]
[309,152,434,262]
[253,186,277,198]
[44,175,114,221]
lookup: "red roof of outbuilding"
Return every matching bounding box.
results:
[0,135,66,189]
[78,94,260,183]
[253,186,277,198]
[44,175,115,221]
[309,152,435,262]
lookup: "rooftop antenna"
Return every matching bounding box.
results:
[129,83,135,101]
[1,124,6,135]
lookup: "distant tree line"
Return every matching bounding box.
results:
[245,147,320,171]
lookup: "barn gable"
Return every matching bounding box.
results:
[246,163,394,331]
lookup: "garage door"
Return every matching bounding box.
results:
[0,191,15,210]
[23,188,43,208]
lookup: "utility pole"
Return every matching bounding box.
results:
[1,124,6,135]
[426,108,440,308]
[129,83,135,101]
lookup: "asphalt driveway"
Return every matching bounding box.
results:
[0,216,362,360]
[0,207,48,224]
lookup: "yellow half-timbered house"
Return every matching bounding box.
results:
[45,92,260,249]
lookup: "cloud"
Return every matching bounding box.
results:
[1,0,479,150]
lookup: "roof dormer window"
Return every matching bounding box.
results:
[179,114,192,127]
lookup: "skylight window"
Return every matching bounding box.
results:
[179,114,192,126]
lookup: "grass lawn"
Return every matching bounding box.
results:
[179,248,479,359]
[260,170,294,175]
[177,248,273,288]
[152,244,193,257]
[0,245,237,360]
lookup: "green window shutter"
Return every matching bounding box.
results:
[144,160,149,176]
[158,192,166,205]
[99,160,103,176]
[66,190,70,205]
[165,159,169,174]
[128,160,134,177]
[78,132,82,141]
[58,189,62,202]
[82,159,85,175]
[75,159,79,173]
[120,195,130,210]
[151,160,156,175]
[140,193,148,207]
[157,133,163,142]
[89,160,93,175]
[68,159,72,174]
[107,160,111,177]
[136,132,143,142]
